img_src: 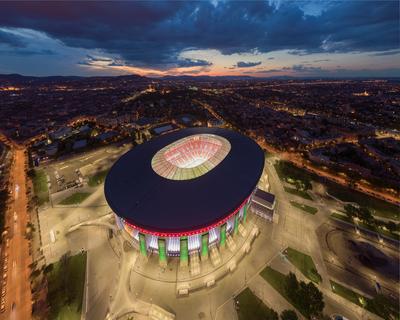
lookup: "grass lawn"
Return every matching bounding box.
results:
[88,169,109,187]
[260,267,307,318]
[326,182,400,221]
[59,192,91,205]
[236,288,278,320]
[284,186,313,200]
[290,201,318,215]
[330,280,365,307]
[331,280,400,320]
[32,169,49,205]
[285,247,322,283]
[273,160,399,221]
[274,161,315,190]
[47,253,86,320]
[330,213,400,241]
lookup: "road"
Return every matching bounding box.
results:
[1,147,32,320]
[256,136,400,205]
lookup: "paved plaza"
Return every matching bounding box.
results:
[35,151,397,320]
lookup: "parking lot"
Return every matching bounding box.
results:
[42,143,131,194]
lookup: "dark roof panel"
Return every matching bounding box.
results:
[254,188,276,204]
[104,127,264,233]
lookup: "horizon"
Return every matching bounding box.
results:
[2,72,400,80]
[0,1,399,78]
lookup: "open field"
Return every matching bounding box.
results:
[326,182,400,221]
[88,169,109,187]
[259,267,306,317]
[274,161,313,190]
[31,169,49,205]
[330,280,365,307]
[47,253,87,320]
[330,280,399,320]
[236,288,278,320]
[285,247,322,283]
[330,212,400,241]
[283,186,313,200]
[274,160,399,221]
[290,201,318,215]
[59,192,92,205]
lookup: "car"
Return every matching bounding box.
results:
[1,288,5,297]
[0,302,5,313]
[3,265,7,272]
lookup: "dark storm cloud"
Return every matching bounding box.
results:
[0,1,398,68]
[0,48,55,56]
[176,59,212,67]
[236,61,262,68]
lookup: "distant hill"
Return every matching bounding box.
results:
[0,73,146,84]
[0,73,398,84]
[160,75,256,81]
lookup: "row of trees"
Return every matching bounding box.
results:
[344,204,399,233]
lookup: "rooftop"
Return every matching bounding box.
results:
[104,127,264,235]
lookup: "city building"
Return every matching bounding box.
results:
[105,127,266,266]
[250,188,276,222]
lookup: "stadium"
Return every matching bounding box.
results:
[104,127,264,265]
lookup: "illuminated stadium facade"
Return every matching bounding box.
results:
[105,127,264,265]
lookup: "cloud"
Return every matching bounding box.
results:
[0,48,55,56]
[289,64,322,72]
[369,49,400,56]
[0,0,397,70]
[86,55,113,62]
[176,58,212,68]
[236,61,262,68]
[313,59,330,62]
[0,29,26,47]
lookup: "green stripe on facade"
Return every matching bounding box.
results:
[139,233,147,256]
[158,238,167,262]
[220,223,226,247]
[201,233,209,257]
[180,237,188,263]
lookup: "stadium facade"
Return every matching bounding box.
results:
[105,127,264,265]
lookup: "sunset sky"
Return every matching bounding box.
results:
[0,1,399,78]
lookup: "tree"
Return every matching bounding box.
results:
[285,272,299,302]
[300,282,325,318]
[358,207,374,225]
[344,204,358,220]
[280,309,298,320]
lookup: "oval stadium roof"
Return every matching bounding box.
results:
[104,127,264,235]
